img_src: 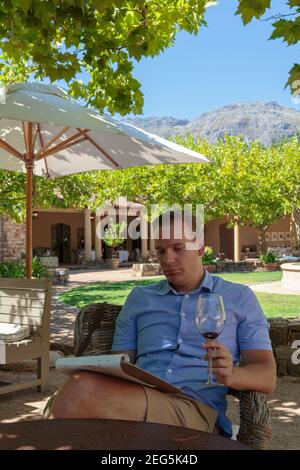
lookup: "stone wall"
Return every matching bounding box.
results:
[0,215,26,261]
[221,261,255,272]
[132,263,162,277]
[269,318,300,377]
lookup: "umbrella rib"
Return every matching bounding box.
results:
[76,128,119,168]
[0,138,24,160]
[36,124,50,178]
[24,122,33,158]
[22,122,29,156]
[35,126,70,158]
[37,129,89,160]
[45,136,88,155]
[32,124,39,150]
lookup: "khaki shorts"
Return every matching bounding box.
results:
[142,386,217,433]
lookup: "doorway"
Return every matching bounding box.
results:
[219,223,234,260]
[51,224,71,264]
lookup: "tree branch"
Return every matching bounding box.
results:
[261,12,298,22]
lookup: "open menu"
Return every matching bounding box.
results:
[56,353,181,394]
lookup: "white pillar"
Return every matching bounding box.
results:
[95,211,102,262]
[149,237,155,251]
[234,223,241,262]
[84,208,92,262]
[141,217,148,259]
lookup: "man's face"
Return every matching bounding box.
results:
[154,222,204,290]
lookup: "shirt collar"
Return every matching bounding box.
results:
[157,268,214,296]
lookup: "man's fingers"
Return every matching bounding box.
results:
[203,341,227,351]
[204,350,232,360]
[211,359,229,368]
[212,367,232,376]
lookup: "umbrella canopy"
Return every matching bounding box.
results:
[0,82,210,277]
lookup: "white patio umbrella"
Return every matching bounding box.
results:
[0,82,210,277]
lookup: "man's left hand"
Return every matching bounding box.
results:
[203,341,234,387]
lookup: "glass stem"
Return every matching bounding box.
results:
[207,339,213,385]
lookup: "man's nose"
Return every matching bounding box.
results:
[164,249,176,264]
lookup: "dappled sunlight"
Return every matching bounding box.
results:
[2,397,48,423]
[266,377,300,448]
[0,369,65,424]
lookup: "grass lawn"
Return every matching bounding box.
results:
[60,270,300,319]
[215,271,282,285]
[254,292,300,317]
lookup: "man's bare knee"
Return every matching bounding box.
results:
[49,371,147,420]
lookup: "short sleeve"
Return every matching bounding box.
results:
[111,287,139,352]
[237,287,272,351]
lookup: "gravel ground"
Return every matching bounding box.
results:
[0,368,299,450]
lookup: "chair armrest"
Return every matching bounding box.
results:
[227,388,272,449]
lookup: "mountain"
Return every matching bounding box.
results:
[123,102,300,146]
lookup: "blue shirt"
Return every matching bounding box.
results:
[111,270,272,436]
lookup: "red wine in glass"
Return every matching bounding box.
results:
[202,331,220,341]
[195,293,226,385]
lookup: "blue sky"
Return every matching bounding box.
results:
[130,0,299,119]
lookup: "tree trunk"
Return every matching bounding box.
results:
[258,227,268,255]
[292,209,300,252]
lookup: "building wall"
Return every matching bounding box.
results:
[205,216,292,256]
[265,215,291,248]
[0,215,26,261]
[204,219,226,253]
[0,211,293,264]
[32,211,85,251]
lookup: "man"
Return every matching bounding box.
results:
[50,211,276,436]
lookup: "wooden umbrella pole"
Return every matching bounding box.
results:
[25,159,33,279]
[24,122,33,279]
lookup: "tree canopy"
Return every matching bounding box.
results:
[1,134,300,252]
[236,0,300,98]
[0,1,298,111]
[0,0,210,115]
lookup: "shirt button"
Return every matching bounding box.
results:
[185,295,189,299]
[181,312,186,317]
[167,368,172,374]
[178,338,183,344]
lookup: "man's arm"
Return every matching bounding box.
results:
[111,287,141,358]
[204,342,276,394]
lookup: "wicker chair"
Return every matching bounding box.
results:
[74,302,272,450]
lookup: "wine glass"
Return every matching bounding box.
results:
[195,293,226,386]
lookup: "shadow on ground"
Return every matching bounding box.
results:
[0,370,299,449]
[227,376,300,450]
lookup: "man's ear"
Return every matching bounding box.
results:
[198,245,205,257]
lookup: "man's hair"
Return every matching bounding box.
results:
[155,210,197,231]
[151,210,198,241]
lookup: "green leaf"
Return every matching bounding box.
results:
[270,18,300,45]
[285,63,300,96]
[289,1,300,8]
[236,0,271,25]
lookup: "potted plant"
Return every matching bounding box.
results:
[202,246,217,273]
[260,251,279,271]
[103,221,126,269]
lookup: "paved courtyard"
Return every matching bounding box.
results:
[50,267,300,351]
